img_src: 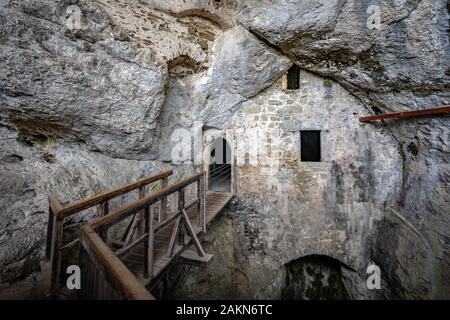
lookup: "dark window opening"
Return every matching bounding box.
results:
[287,64,300,90]
[300,130,321,162]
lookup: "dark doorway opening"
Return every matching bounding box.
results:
[287,64,300,90]
[281,255,349,300]
[208,138,231,193]
[300,130,321,162]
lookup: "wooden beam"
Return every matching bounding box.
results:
[359,105,450,122]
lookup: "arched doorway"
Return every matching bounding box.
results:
[281,255,350,300]
[208,138,231,193]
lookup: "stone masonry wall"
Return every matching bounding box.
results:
[178,69,406,299]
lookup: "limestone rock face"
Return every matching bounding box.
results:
[0,0,449,300]
[204,25,291,128]
[238,0,449,108]
[156,25,291,160]
[0,0,168,159]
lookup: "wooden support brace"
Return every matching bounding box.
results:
[123,213,140,246]
[138,186,146,236]
[144,206,154,279]
[181,209,206,257]
[167,216,181,257]
[101,200,109,216]
[178,188,186,245]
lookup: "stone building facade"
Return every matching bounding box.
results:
[180,68,408,299]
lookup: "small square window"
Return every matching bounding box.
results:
[300,130,321,162]
[287,65,300,90]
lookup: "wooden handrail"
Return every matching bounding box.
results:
[80,225,154,300]
[45,169,208,299]
[90,173,204,232]
[49,195,64,213]
[45,170,173,297]
[56,170,173,219]
[79,172,207,299]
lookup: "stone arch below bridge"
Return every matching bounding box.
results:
[281,254,352,300]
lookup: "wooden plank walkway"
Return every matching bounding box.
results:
[121,191,232,286]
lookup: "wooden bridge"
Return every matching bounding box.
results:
[42,170,232,300]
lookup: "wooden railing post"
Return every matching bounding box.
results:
[48,196,63,297]
[101,200,109,216]
[144,206,154,279]
[178,188,186,245]
[199,173,206,233]
[167,216,181,257]
[45,205,55,261]
[160,176,168,221]
[181,209,206,258]
[99,201,110,242]
[138,186,146,236]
